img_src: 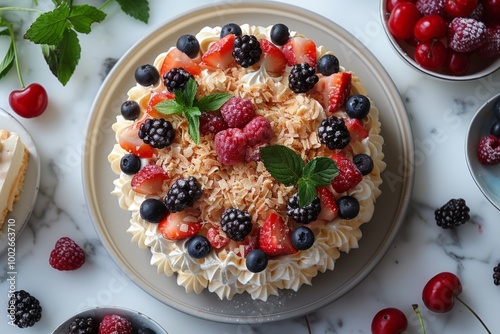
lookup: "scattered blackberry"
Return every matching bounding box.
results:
[288,63,319,93]
[8,290,42,328]
[138,118,175,149]
[434,198,470,229]
[317,116,351,150]
[286,193,321,224]
[220,208,252,241]
[163,68,193,92]
[232,35,262,68]
[68,316,96,334]
[494,263,500,286]
[164,176,202,212]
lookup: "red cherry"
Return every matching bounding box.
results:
[9,83,48,118]
[445,0,478,17]
[414,14,448,42]
[422,272,462,313]
[386,0,416,13]
[414,39,447,70]
[445,49,470,75]
[371,308,408,334]
[484,0,500,24]
[388,3,422,40]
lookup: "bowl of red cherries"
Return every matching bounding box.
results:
[380,0,500,80]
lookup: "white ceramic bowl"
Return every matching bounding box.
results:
[51,306,168,334]
[465,93,500,210]
[380,0,500,81]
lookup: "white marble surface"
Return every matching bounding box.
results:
[1,0,500,333]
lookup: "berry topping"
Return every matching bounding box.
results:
[158,209,202,240]
[434,198,470,229]
[201,33,237,70]
[257,39,288,74]
[118,121,154,158]
[8,290,42,328]
[337,195,360,219]
[138,118,175,149]
[245,249,269,273]
[316,71,352,115]
[317,116,351,150]
[199,110,229,135]
[49,237,85,271]
[291,226,315,250]
[317,54,340,76]
[494,263,500,286]
[99,314,132,334]
[220,207,252,241]
[206,227,230,249]
[139,198,169,224]
[478,24,500,58]
[345,118,369,141]
[282,36,317,67]
[478,134,500,165]
[243,116,274,146]
[416,0,446,15]
[330,153,363,193]
[131,164,168,195]
[220,23,242,38]
[134,64,160,86]
[353,153,374,175]
[345,94,371,119]
[232,34,262,67]
[220,97,256,128]
[448,17,487,53]
[288,63,319,93]
[176,34,200,59]
[120,100,141,120]
[69,317,96,334]
[214,128,249,165]
[120,154,141,175]
[163,67,193,92]
[187,235,211,258]
[160,48,202,77]
[165,176,202,212]
[259,212,297,257]
[316,186,339,221]
[270,23,290,46]
[146,91,175,118]
[286,193,321,224]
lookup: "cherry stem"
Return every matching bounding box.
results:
[99,0,115,11]
[5,22,24,88]
[0,7,43,14]
[412,304,427,334]
[454,294,492,334]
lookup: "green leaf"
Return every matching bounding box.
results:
[42,28,81,85]
[303,157,338,186]
[68,5,106,34]
[115,0,150,23]
[186,112,200,145]
[0,22,14,80]
[25,3,71,45]
[297,178,317,208]
[183,78,198,108]
[195,93,232,111]
[259,145,304,186]
[155,100,184,115]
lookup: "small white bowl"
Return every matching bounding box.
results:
[465,93,500,210]
[380,0,500,81]
[51,306,168,334]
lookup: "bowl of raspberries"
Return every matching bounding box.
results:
[465,93,500,210]
[381,0,500,80]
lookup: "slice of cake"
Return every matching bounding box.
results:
[0,130,29,228]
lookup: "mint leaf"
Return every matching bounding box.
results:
[25,3,71,45]
[195,93,232,111]
[303,157,338,186]
[42,28,80,85]
[115,0,150,23]
[68,5,106,34]
[186,112,200,145]
[183,78,198,107]
[259,145,304,186]
[155,100,184,115]
[297,178,317,208]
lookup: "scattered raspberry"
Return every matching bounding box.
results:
[478,25,500,58]
[220,97,255,128]
[98,314,132,334]
[49,237,85,271]
[448,17,487,53]
[416,0,446,15]
[199,110,228,135]
[245,144,263,162]
[330,154,363,193]
[478,134,500,165]
[243,116,274,146]
[214,128,248,165]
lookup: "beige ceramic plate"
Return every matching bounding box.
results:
[83,1,414,324]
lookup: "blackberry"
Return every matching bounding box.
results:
[317,116,351,150]
[220,208,252,241]
[138,118,175,149]
[163,68,192,92]
[232,35,262,68]
[288,63,319,93]
[286,193,321,224]
[68,316,96,334]
[8,290,42,328]
[494,263,500,286]
[165,177,202,212]
[434,198,470,229]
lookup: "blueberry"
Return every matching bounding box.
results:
[220,23,242,38]
[176,34,200,59]
[139,198,168,223]
[494,98,500,121]
[491,120,500,138]
[337,196,359,219]
[345,94,371,119]
[120,154,141,175]
[187,235,211,259]
[120,100,141,120]
[317,54,340,76]
[138,328,156,334]
[353,153,374,176]
[245,249,268,273]
[270,23,290,46]
[134,64,160,86]
[292,226,315,250]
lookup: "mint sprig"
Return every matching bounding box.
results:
[154,78,232,144]
[260,145,338,207]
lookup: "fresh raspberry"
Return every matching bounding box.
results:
[98,314,132,334]
[478,25,500,58]
[416,0,446,15]
[245,144,262,162]
[448,17,487,53]
[49,237,85,271]
[478,134,500,165]
[214,128,248,165]
[330,154,363,193]
[199,110,228,135]
[243,116,274,146]
[220,97,255,128]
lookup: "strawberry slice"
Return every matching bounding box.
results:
[330,153,363,194]
[201,34,236,70]
[257,39,287,74]
[147,91,174,118]
[281,36,317,67]
[344,118,369,141]
[119,121,154,158]
[242,230,260,257]
[158,209,202,240]
[131,164,168,195]
[316,186,339,222]
[206,227,230,249]
[316,72,352,115]
[160,48,202,77]
[259,212,297,257]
